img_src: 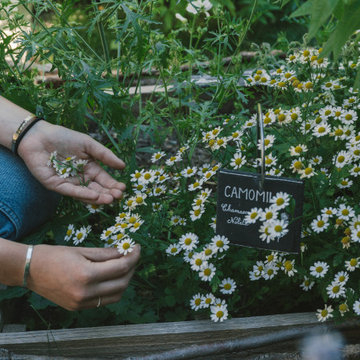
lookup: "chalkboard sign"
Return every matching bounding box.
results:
[216,169,304,253]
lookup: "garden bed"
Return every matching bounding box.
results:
[1,312,360,359]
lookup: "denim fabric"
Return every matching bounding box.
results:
[0,145,60,241]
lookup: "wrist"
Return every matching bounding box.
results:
[17,119,48,159]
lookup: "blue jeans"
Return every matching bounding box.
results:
[0,146,60,241]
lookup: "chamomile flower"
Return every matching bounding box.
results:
[268,219,289,238]
[282,259,297,277]
[73,226,91,245]
[263,263,278,280]
[189,207,205,221]
[244,207,262,224]
[166,243,181,256]
[179,232,199,251]
[188,179,204,192]
[334,271,349,285]
[345,257,360,271]
[86,203,103,214]
[338,204,355,220]
[219,277,236,295]
[353,300,360,315]
[270,192,290,210]
[260,206,278,222]
[165,154,181,166]
[259,222,274,243]
[230,152,246,169]
[313,122,331,137]
[201,293,216,308]
[310,261,329,278]
[316,304,333,322]
[117,237,135,255]
[190,253,206,271]
[299,166,316,179]
[210,235,229,253]
[333,150,351,168]
[300,276,315,291]
[339,303,349,316]
[64,224,75,242]
[190,293,203,311]
[199,263,216,282]
[350,163,360,176]
[310,215,330,233]
[202,245,216,260]
[210,303,228,322]
[338,178,353,189]
[289,144,308,156]
[326,281,346,299]
[181,166,197,178]
[321,207,337,218]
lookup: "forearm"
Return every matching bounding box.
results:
[0,237,27,287]
[0,96,33,150]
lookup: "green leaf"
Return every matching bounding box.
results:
[322,0,360,59]
[28,293,57,310]
[290,0,313,18]
[0,287,27,301]
[308,0,340,40]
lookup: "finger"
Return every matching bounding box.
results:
[80,247,123,262]
[81,292,125,310]
[86,162,126,192]
[90,245,141,283]
[85,265,137,301]
[54,181,101,202]
[83,135,125,170]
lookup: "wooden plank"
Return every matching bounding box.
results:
[0,312,319,358]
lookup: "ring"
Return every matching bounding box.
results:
[96,296,102,308]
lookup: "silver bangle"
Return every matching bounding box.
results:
[23,245,34,288]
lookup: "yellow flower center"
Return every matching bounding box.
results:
[295,146,302,153]
[350,258,357,266]
[184,238,192,245]
[339,303,348,312]
[216,240,224,248]
[274,225,283,232]
[204,268,211,276]
[216,310,224,318]
[224,283,231,290]
[321,309,328,317]
[317,220,325,228]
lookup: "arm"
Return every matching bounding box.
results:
[0,237,141,310]
[0,95,126,204]
[0,96,141,310]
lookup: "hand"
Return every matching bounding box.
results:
[27,244,141,311]
[18,120,126,204]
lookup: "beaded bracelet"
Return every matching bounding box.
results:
[23,245,34,288]
[11,115,42,156]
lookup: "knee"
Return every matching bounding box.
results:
[0,211,16,240]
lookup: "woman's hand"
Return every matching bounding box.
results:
[17,120,126,204]
[27,244,141,311]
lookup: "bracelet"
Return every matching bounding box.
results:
[11,115,42,156]
[23,245,34,288]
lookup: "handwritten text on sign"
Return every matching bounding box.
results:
[216,169,304,253]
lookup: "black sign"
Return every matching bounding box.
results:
[216,169,304,253]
